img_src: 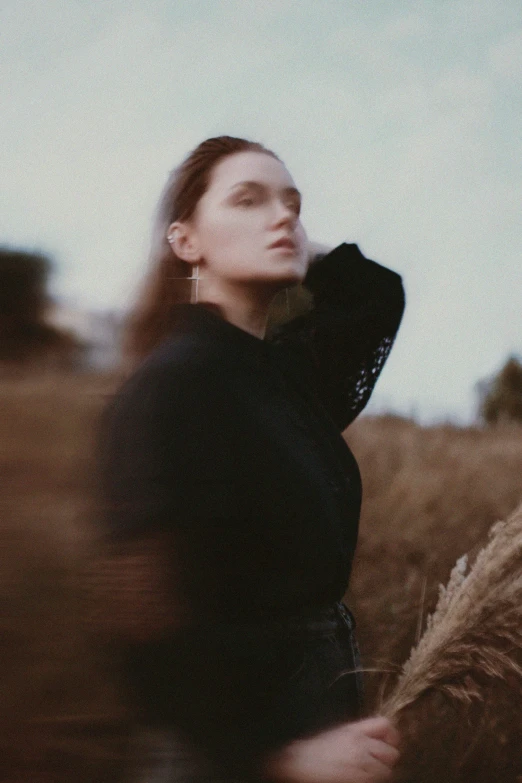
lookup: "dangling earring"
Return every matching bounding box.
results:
[166,233,199,303]
[189,264,200,304]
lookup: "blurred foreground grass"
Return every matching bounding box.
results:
[2,371,522,781]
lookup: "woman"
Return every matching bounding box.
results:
[98,136,405,783]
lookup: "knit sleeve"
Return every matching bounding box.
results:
[87,359,193,645]
[88,356,283,778]
[267,243,406,432]
[97,358,190,544]
[91,351,241,640]
[97,349,240,540]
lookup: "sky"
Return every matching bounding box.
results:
[2,0,521,424]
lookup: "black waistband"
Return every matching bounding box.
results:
[192,602,354,648]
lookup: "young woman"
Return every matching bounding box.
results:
[98,136,405,783]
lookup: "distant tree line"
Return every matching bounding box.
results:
[0,246,82,367]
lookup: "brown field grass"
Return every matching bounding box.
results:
[345,415,522,781]
[1,371,522,781]
[345,414,522,677]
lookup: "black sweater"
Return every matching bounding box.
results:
[98,242,405,774]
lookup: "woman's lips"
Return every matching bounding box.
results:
[268,238,297,251]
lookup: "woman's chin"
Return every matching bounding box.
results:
[265,272,303,292]
[273,259,307,284]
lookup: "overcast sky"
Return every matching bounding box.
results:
[2,0,521,423]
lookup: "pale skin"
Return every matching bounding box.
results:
[264,717,400,783]
[167,150,401,783]
[168,150,310,340]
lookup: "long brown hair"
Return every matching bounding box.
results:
[122,136,279,368]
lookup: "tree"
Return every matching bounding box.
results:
[0,246,82,367]
[477,355,522,425]
[0,247,50,324]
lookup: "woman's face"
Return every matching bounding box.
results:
[173,151,309,290]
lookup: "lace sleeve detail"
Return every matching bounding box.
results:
[267,243,406,432]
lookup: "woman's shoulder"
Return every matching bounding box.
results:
[125,329,223,393]
[102,332,226,435]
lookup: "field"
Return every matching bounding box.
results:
[1,371,522,781]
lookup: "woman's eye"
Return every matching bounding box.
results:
[237,196,255,206]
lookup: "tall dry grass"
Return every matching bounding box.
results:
[345,415,522,677]
[380,503,522,781]
[1,373,522,780]
[345,415,522,781]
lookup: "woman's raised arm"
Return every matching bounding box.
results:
[268,243,406,432]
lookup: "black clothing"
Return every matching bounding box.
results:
[99,243,405,779]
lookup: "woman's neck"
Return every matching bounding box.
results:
[195,278,278,341]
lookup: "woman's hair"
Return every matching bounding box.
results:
[122,135,279,367]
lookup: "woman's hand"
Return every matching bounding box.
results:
[264,716,400,783]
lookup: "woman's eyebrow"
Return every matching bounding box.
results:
[229,180,301,199]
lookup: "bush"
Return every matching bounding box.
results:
[0,247,82,367]
[477,356,522,425]
[0,247,51,323]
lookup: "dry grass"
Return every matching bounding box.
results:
[345,415,522,781]
[379,504,522,782]
[2,372,522,781]
[345,415,522,677]
[382,503,522,716]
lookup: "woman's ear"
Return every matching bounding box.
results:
[167,221,201,263]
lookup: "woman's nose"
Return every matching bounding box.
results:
[272,201,297,227]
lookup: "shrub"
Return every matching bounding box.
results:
[477,355,522,425]
[0,247,82,367]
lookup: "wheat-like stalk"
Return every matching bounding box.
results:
[380,501,522,719]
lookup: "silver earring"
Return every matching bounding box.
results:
[189,263,200,304]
